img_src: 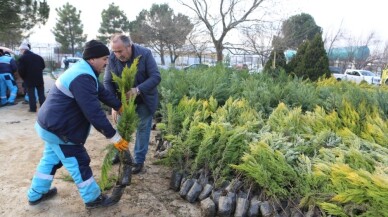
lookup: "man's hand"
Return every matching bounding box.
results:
[110,132,128,151]
[126,87,139,99]
[112,106,123,124]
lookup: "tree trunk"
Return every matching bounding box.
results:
[197,54,202,64]
[172,54,178,64]
[160,49,165,65]
[215,42,223,63]
[71,44,75,57]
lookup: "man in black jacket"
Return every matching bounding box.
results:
[18,42,46,112]
[104,34,161,174]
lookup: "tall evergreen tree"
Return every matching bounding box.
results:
[288,34,330,81]
[302,34,330,81]
[0,0,49,48]
[287,42,308,77]
[52,3,87,56]
[264,49,287,71]
[130,4,193,65]
[280,13,322,50]
[97,3,130,44]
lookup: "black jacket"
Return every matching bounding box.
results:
[37,60,121,145]
[18,50,45,87]
[104,44,161,114]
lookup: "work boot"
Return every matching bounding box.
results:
[29,187,58,205]
[85,194,117,209]
[132,163,144,174]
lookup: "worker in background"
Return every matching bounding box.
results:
[0,49,18,106]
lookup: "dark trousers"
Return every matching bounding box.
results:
[27,84,46,111]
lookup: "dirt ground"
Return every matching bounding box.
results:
[0,75,201,217]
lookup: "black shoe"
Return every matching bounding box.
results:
[29,187,58,205]
[85,194,117,209]
[111,153,120,165]
[7,102,16,106]
[28,109,36,112]
[132,163,144,174]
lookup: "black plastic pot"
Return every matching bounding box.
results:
[218,194,234,217]
[200,197,216,217]
[169,170,183,191]
[186,180,203,203]
[198,184,213,201]
[247,196,260,217]
[119,164,132,186]
[179,178,195,199]
[116,150,133,186]
[110,185,126,202]
[260,201,273,217]
[211,189,222,209]
[234,197,249,217]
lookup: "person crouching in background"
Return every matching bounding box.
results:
[0,49,18,106]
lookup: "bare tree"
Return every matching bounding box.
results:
[236,22,280,68]
[166,13,194,64]
[323,20,345,54]
[186,22,213,64]
[326,31,382,71]
[178,0,272,62]
[380,43,388,70]
[367,44,386,72]
[347,32,380,69]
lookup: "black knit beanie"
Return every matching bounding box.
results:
[82,40,110,60]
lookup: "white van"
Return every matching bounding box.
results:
[61,57,82,69]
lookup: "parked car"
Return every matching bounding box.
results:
[183,63,209,71]
[333,69,381,85]
[61,57,82,69]
[329,66,342,74]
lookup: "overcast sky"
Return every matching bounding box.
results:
[294,0,387,40]
[28,0,388,46]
